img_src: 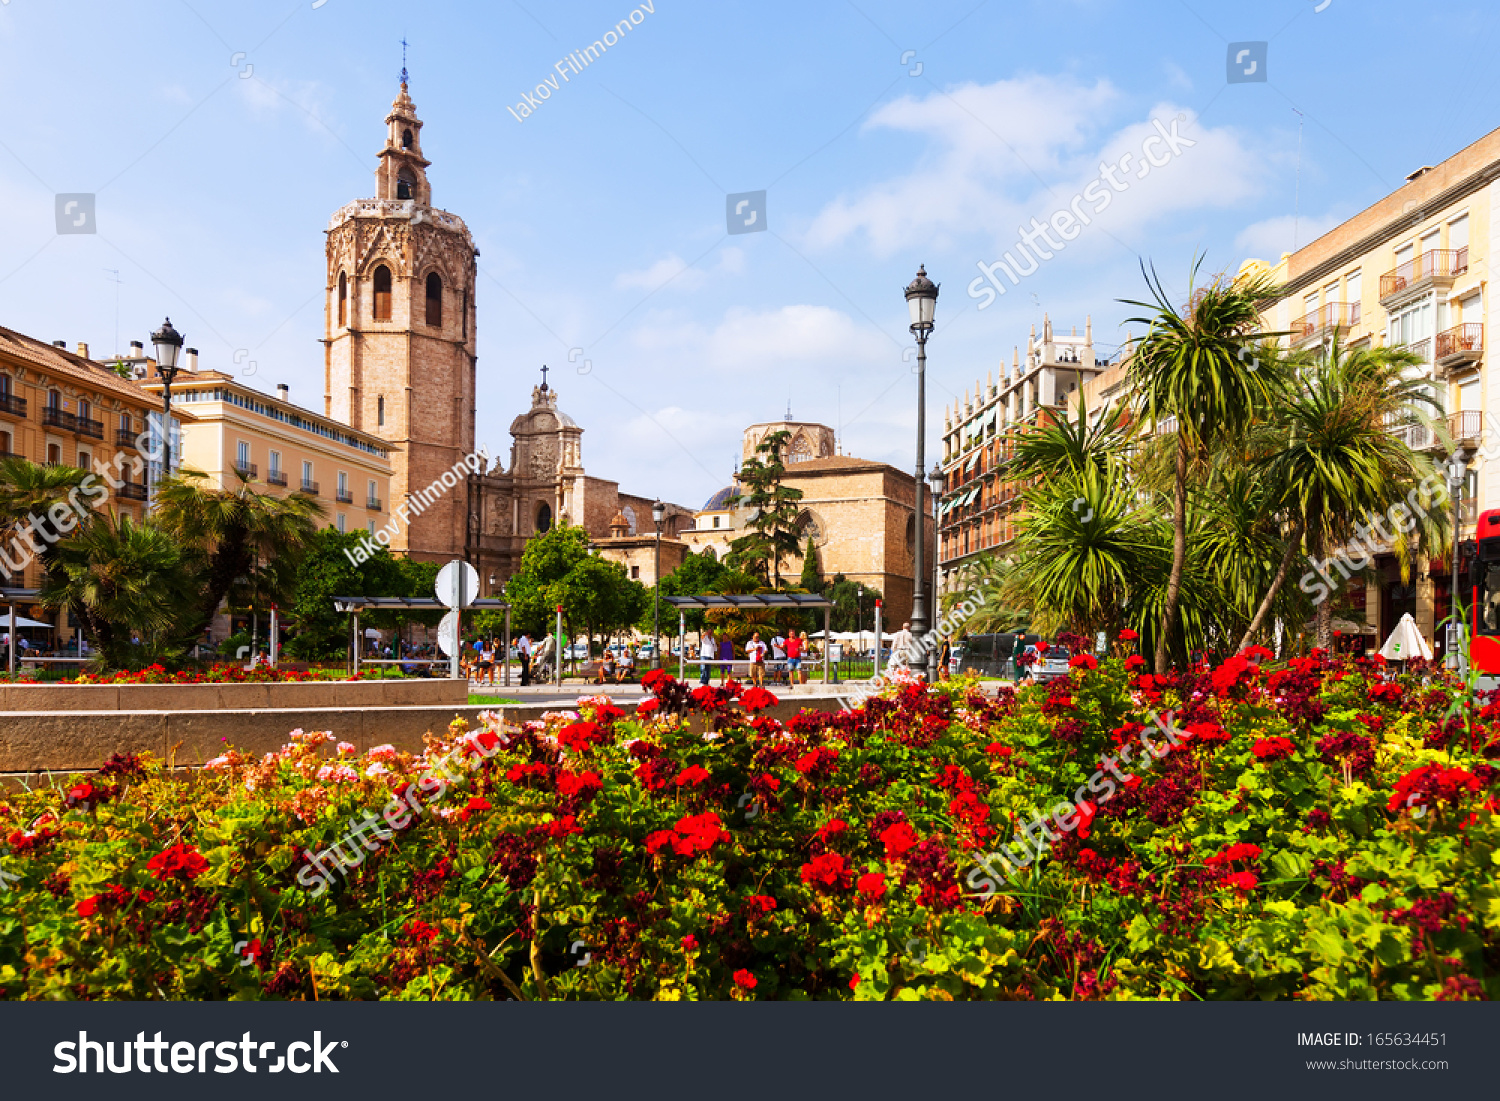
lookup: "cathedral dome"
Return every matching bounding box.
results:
[702,486,736,511]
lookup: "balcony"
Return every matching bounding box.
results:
[42,407,77,431]
[1449,409,1483,445]
[1435,323,1483,373]
[1388,420,1435,451]
[366,497,382,512]
[1379,248,1467,304]
[116,429,138,448]
[0,393,27,419]
[336,488,354,504]
[300,480,319,495]
[234,462,258,479]
[267,470,288,487]
[0,449,18,460]
[77,417,104,440]
[1291,301,1360,345]
[117,482,149,502]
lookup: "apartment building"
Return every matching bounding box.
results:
[0,326,161,597]
[1246,125,1500,646]
[936,317,1110,590]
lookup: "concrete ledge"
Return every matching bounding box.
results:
[0,693,854,774]
[0,678,469,714]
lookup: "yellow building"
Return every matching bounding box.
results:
[134,365,394,539]
[0,326,161,597]
[1244,125,1500,647]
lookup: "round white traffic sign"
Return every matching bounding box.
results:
[435,560,481,609]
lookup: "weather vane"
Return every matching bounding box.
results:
[401,37,409,86]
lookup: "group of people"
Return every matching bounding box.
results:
[458,632,556,687]
[696,630,817,688]
[596,644,649,684]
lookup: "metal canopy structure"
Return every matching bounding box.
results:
[662,593,836,682]
[332,596,512,683]
[2,588,42,678]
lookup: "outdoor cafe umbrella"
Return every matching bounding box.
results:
[1,616,52,629]
[1379,613,1432,662]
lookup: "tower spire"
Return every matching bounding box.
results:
[401,37,409,88]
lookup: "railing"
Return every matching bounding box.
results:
[0,394,28,418]
[301,480,320,495]
[1435,323,1483,362]
[1448,410,1483,441]
[0,449,18,460]
[336,489,354,504]
[367,497,382,511]
[42,408,77,431]
[117,483,149,501]
[77,417,103,440]
[1379,248,1468,298]
[116,429,137,448]
[234,462,258,478]
[1292,301,1360,342]
[1387,420,1433,450]
[267,470,288,487]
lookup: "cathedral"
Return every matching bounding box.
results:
[322,80,692,587]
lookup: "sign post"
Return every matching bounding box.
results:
[435,560,481,680]
[555,604,564,687]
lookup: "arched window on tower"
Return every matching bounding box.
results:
[377,395,385,427]
[396,167,416,201]
[425,272,442,327]
[461,288,469,339]
[402,128,414,149]
[536,502,553,534]
[337,272,347,327]
[372,265,392,321]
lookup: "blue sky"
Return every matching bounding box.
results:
[2,0,1497,510]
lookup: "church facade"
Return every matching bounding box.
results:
[325,82,691,591]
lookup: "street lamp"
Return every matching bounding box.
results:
[652,499,666,669]
[1446,448,1471,669]
[904,265,939,676]
[150,318,184,475]
[927,459,946,680]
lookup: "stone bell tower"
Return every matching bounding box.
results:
[323,77,479,562]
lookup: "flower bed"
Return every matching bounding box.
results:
[0,652,1495,1000]
[68,663,361,685]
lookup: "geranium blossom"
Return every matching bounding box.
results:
[146,843,209,882]
[800,852,852,891]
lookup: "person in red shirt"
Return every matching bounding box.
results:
[785,632,803,685]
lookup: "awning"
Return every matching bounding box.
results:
[964,454,979,472]
[332,597,510,611]
[2,616,54,629]
[663,593,835,610]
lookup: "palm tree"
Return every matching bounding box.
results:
[1008,393,1134,482]
[1123,260,1286,672]
[42,513,190,668]
[0,457,97,581]
[940,551,1032,636]
[1236,338,1441,650]
[151,469,325,637]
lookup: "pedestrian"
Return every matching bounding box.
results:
[938,636,952,681]
[746,632,767,688]
[785,631,803,687]
[517,633,533,687]
[889,621,914,672]
[698,631,716,686]
[477,637,495,686]
[718,634,735,685]
[799,631,813,683]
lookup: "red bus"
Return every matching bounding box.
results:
[1471,509,1500,673]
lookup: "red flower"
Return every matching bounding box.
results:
[557,771,603,800]
[800,851,852,891]
[1124,655,1147,671]
[146,842,209,882]
[76,895,101,917]
[1223,870,1259,892]
[984,742,1014,757]
[644,829,677,855]
[1119,628,1139,642]
[1075,800,1097,840]
[674,764,711,788]
[849,973,861,991]
[1251,737,1295,763]
[733,969,757,990]
[689,685,727,712]
[1243,645,1274,661]
[1387,764,1485,815]
[739,687,779,712]
[879,821,920,859]
[636,698,660,715]
[641,668,672,691]
[457,795,493,821]
[1367,682,1404,705]
[559,721,608,753]
[856,871,886,901]
[649,812,730,858]
[1185,721,1231,744]
[1069,654,1098,671]
[815,818,848,844]
[743,894,777,917]
[1211,654,1252,694]
[1207,842,1263,865]
[681,934,699,952]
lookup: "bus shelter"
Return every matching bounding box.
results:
[663,593,835,683]
[332,596,511,682]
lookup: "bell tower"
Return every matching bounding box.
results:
[323,76,479,563]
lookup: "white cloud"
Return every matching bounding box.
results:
[1234,211,1345,263]
[628,304,895,375]
[614,245,746,291]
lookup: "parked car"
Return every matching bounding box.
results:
[1030,645,1073,684]
[954,632,1038,678]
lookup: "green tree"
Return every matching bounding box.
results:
[152,469,325,639]
[823,574,881,634]
[503,523,591,636]
[728,430,804,587]
[1123,259,1285,672]
[798,535,822,593]
[282,528,410,660]
[0,457,98,585]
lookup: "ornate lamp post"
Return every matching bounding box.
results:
[652,499,666,669]
[904,266,939,675]
[150,318,184,475]
[927,459,946,680]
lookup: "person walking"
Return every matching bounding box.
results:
[937,636,952,681]
[718,634,735,685]
[699,631,716,686]
[784,630,802,687]
[746,632,767,688]
[517,633,533,687]
[889,621,914,673]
